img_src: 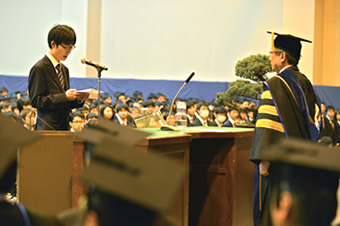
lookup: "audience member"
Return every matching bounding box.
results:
[143,100,155,116]
[186,101,197,125]
[189,101,215,126]
[69,111,85,132]
[156,93,166,102]
[0,87,8,96]
[99,104,114,121]
[102,93,112,104]
[320,105,337,146]
[213,106,227,127]
[223,108,239,127]
[114,103,136,127]
[21,109,36,130]
[130,107,142,119]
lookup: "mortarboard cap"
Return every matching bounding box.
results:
[258,138,340,173]
[71,118,150,146]
[0,114,40,180]
[268,31,311,61]
[80,138,188,214]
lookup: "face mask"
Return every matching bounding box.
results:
[217,115,226,123]
[200,110,209,119]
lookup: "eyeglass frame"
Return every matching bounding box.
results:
[269,51,283,55]
[60,44,76,51]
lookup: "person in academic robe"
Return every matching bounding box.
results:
[28,24,88,131]
[249,31,322,226]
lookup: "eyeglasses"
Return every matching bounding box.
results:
[60,44,76,51]
[73,120,84,124]
[269,51,283,55]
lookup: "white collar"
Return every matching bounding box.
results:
[46,52,59,68]
[279,65,292,73]
[215,119,222,127]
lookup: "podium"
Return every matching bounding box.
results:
[17,130,191,226]
[17,128,254,226]
[17,131,85,215]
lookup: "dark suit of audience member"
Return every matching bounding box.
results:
[223,119,234,127]
[113,115,136,127]
[320,106,337,146]
[190,118,215,126]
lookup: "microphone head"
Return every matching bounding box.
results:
[185,72,195,84]
[80,58,87,64]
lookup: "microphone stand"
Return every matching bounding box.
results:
[96,68,103,119]
[161,72,195,131]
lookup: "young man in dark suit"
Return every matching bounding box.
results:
[114,103,136,127]
[189,101,215,126]
[28,24,88,131]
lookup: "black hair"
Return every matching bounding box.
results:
[146,93,156,100]
[116,103,129,113]
[214,106,227,115]
[99,104,114,120]
[0,87,8,94]
[21,108,35,120]
[142,100,154,108]
[269,162,338,226]
[87,112,98,120]
[48,24,76,49]
[70,111,85,122]
[156,92,166,99]
[326,105,335,112]
[196,101,209,111]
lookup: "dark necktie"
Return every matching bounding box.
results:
[56,64,65,90]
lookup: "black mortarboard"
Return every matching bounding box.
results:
[258,138,340,172]
[268,31,312,61]
[81,138,187,217]
[0,114,40,180]
[71,118,150,146]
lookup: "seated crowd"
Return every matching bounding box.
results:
[0,86,258,132]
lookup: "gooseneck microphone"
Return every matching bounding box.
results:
[161,72,195,131]
[81,58,108,71]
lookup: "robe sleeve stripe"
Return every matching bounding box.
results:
[258,105,279,116]
[255,119,285,133]
[261,90,272,100]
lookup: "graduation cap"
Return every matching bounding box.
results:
[71,118,150,146]
[268,31,312,61]
[0,114,40,181]
[80,138,187,224]
[258,138,340,173]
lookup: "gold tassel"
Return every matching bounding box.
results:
[271,31,276,52]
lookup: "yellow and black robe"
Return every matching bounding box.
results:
[249,65,322,226]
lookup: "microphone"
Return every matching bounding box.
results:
[161,72,195,131]
[81,58,108,71]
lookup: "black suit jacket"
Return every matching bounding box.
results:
[320,116,337,145]
[222,119,234,127]
[188,118,216,127]
[113,115,136,127]
[29,55,83,130]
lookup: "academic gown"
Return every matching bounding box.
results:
[249,65,322,226]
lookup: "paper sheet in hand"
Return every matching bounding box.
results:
[77,88,103,99]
